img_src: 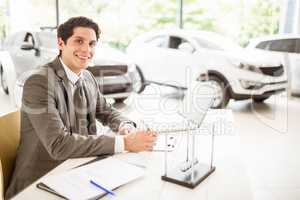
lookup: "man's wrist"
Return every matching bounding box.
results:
[118,121,136,134]
[114,135,125,153]
[119,121,136,129]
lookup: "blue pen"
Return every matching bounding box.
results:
[90,180,116,196]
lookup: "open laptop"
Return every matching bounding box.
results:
[178,82,215,127]
[153,82,215,151]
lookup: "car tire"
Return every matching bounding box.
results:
[207,75,230,109]
[114,98,127,103]
[133,65,146,94]
[253,96,269,103]
[0,65,9,95]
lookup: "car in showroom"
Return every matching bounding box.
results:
[127,29,288,108]
[0,29,145,106]
[247,34,300,96]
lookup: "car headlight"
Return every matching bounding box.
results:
[238,63,262,74]
[239,80,264,89]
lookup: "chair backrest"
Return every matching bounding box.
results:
[0,111,20,199]
[0,161,3,200]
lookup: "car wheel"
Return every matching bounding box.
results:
[132,65,146,94]
[0,65,9,95]
[253,96,269,103]
[114,98,127,103]
[207,75,230,108]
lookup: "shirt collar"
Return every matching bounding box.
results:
[59,57,82,85]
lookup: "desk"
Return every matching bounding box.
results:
[12,134,253,200]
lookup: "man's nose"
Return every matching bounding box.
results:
[81,43,92,52]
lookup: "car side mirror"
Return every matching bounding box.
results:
[21,42,35,50]
[21,42,40,56]
[178,42,195,53]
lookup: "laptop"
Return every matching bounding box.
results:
[153,82,215,151]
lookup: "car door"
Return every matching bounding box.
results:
[133,34,197,87]
[158,35,198,87]
[129,35,169,85]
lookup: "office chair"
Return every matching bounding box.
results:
[0,111,20,200]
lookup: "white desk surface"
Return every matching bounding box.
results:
[12,134,253,200]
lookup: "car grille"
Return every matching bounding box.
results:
[87,65,128,76]
[259,65,284,77]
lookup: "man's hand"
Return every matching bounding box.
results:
[124,129,157,152]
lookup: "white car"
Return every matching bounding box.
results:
[0,30,145,106]
[127,30,288,108]
[247,34,300,96]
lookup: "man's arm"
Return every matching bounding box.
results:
[85,69,135,132]
[85,70,157,152]
[94,92,128,132]
[23,73,115,160]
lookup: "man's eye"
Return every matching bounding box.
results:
[76,39,83,44]
[90,42,96,47]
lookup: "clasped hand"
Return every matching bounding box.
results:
[123,129,157,152]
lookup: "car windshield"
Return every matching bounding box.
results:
[193,32,242,51]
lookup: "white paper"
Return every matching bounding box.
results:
[41,157,145,200]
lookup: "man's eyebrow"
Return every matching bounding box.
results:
[73,36,85,39]
[73,36,97,43]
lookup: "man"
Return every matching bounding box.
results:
[5,16,156,199]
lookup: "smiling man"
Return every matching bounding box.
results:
[5,16,156,199]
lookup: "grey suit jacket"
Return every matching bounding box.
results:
[5,57,130,199]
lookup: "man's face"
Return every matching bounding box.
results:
[58,27,97,74]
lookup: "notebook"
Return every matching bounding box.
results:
[37,157,145,200]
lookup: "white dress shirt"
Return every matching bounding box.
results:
[59,58,125,153]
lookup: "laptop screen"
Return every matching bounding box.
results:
[178,82,215,127]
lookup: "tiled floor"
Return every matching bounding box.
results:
[1,86,300,200]
[230,95,300,200]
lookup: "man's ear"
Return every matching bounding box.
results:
[57,37,65,50]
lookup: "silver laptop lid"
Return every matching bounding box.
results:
[178,82,215,127]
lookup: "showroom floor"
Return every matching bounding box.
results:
[1,86,299,200]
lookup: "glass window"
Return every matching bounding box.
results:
[145,35,168,48]
[24,32,35,46]
[168,36,184,49]
[268,39,296,53]
[256,41,271,49]
[295,39,300,53]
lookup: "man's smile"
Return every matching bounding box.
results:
[75,53,92,61]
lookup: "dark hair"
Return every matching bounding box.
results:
[57,16,100,44]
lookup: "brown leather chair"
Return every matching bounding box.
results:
[0,111,20,200]
[0,161,4,200]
